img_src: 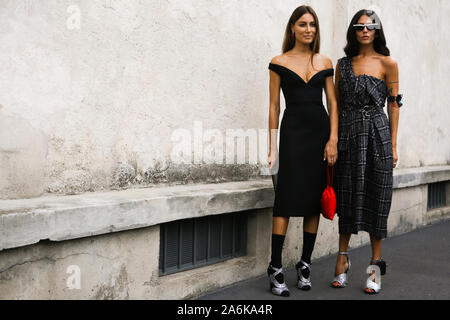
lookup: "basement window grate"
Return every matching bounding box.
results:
[427,181,447,210]
[159,211,248,276]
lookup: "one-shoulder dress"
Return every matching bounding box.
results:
[268,62,334,217]
[335,56,393,239]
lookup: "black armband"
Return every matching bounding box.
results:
[387,94,403,107]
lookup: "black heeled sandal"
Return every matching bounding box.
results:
[267,264,290,297]
[296,259,312,290]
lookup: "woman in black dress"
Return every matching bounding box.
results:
[267,5,338,296]
[331,9,401,294]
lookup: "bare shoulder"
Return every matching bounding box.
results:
[381,56,398,72]
[270,54,285,65]
[313,53,333,69]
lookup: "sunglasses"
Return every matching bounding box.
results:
[352,23,379,31]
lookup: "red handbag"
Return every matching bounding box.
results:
[321,165,336,220]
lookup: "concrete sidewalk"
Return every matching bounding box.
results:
[199,219,450,300]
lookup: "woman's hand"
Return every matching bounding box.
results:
[268,150,278,170]
[392,146,398,168]
[324,139,338,166]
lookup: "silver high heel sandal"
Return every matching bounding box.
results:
[296,259,312,290]
[331,251,351,288]
[364,259,386,294]
[267,264,290,297]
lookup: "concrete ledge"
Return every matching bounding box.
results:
[393,165,450,188]
[1,165,450,252]
[0,179,273,251]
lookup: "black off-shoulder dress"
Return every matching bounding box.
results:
[268,62,333,217]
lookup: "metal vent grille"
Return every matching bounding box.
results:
[427,181,447,210]
[159,211,248,276]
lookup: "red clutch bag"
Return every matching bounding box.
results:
[321,165,336,220]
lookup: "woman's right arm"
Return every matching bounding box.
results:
[268,61,281,168]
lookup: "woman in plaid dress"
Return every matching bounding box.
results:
[331,9,401,294]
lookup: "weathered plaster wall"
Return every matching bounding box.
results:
[1,0,449,199]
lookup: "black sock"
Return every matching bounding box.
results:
[300,231,317,265]
[270,234,285,269]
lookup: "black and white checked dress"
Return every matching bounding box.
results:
[335,56,393,239]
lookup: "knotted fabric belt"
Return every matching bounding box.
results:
[341,105,382,117]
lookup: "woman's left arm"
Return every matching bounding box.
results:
[384,56,400,168]
[324,75,339,141]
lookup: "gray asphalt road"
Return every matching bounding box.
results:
[199,219,450,300]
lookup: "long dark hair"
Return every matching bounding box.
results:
[282,6,321,67]
[344,9,390,57]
